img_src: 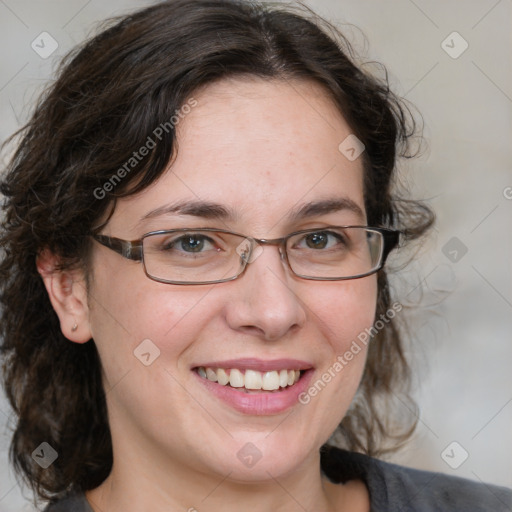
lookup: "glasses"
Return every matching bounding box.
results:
[92,226,400,285]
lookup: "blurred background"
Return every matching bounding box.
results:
[0,0,511,510]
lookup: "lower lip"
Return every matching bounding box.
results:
[193,369,314,415]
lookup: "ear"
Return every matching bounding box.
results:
[36,248,92,344]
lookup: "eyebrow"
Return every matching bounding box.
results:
[140,197,365,224]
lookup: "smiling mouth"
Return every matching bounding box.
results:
[194,367,304,393]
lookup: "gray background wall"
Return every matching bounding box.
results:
[1,0,511,510]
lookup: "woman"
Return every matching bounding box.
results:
[0,1,510,511]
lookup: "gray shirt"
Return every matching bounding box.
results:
[43,447,512,511]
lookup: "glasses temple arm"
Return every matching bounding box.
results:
[93,234,143,260]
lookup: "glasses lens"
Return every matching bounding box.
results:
[142,230,246,283]
[287,227,383,279]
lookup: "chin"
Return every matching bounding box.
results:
[217,456,306,483]
[197,434,318,483]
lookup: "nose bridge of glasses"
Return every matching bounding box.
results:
[255,236,288,260]
[237,235,287,266]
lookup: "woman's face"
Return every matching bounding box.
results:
[86,78,377,481]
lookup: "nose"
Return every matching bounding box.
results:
[224,243,306,341]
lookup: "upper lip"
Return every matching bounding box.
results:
[192,358,314,372]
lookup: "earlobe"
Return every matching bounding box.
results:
[36,248,92,344]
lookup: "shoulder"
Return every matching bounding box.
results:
[321,446,512,512]
[374,458,512,512]
[43,493,93,512]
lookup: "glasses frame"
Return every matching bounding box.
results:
[92,226,400,285]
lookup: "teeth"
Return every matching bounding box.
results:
[229,368,244,388]
[245,369,262,390]
[217,368,229,386]
[279,369,288,388]
[262,371,280,390]
[206,368,217,382]
[197,367,303,391]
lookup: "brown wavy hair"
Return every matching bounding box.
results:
[0,0,434,504]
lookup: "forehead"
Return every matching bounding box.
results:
[109,78,366,236]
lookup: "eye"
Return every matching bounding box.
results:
[296,230,346,250]
[163,234,218,253]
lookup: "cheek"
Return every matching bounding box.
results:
[87,259,211,373]
[294,277,378,441]
[311,276,378,353]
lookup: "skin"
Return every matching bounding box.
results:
[38,78,375,512]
